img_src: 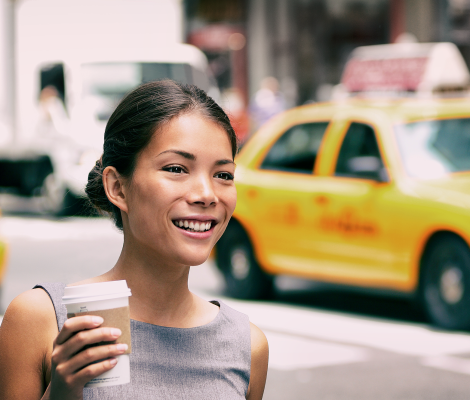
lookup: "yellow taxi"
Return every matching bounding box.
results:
[215,96,470,330]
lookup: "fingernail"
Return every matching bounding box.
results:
[116,343,128,352]
[92,316,104,324]
[109,358,118,366]
[111,328,122,337]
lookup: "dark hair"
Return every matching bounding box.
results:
[86,79,237,230]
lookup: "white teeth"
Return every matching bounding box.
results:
[173,220,213,232]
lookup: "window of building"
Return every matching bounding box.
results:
[40,63,66,105]
[260,122,329,173]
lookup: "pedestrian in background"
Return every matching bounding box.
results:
[249,76,286,131]
[0,80,269,400]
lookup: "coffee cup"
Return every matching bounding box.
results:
[62,280,132,388]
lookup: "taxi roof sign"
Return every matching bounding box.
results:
[341,42,470,95]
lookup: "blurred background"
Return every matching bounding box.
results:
[2,0,470,399]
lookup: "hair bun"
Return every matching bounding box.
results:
[85,155,113,215]
[95,157,103,170]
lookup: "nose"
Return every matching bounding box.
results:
[187,173,217,207]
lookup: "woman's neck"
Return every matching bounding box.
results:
[92,240,218,328]
[103,248,194,323]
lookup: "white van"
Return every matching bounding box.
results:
[1,44,219,214]
[0,0,219,214]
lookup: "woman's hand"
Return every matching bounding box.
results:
[45,315,128,400]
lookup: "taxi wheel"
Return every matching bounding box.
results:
[216,223,273,300]
[421,235,470,330]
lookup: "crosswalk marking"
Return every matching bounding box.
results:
[421,355,470,376]
[221,299,470,357]
[265,330,369,371]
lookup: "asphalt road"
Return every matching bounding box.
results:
[2,213,470,399]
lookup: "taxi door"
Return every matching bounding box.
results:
[245,121,330,272]
[309,120,400,286]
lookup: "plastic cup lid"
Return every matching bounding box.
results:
[62,280,131,304]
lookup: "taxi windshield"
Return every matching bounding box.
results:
[394,118,470,179]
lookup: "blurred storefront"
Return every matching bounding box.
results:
[184,0,250,140]
[448,0,470,65]
[184,0,470,112]
[185,0,390,108]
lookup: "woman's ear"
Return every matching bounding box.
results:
[103,166,128,213]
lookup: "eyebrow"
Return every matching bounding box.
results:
[215,159,235,166]
[157,149,235,166]
[158,149,195,160]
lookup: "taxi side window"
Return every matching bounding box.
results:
[335,122,386,180]
[260,122,329,173]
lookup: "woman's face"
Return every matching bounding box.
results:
[123,112,237,267]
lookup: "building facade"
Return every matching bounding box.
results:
[184,0,470,111]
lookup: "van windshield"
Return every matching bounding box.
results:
[81,62,193,121]
[394,118,470,179]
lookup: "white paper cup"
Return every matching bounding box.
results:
[62,280,132,388]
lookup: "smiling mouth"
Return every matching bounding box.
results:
[172,219,214,233]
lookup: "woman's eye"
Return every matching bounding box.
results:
[163,166,185,174]
[215,172,234,181]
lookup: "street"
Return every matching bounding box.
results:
[2,214,470,399]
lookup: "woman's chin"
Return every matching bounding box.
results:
[189,259,209,267]
[176,251,211,268]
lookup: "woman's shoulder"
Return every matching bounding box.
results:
[0,287,59,352]
[249,322,268,352]
[216,299,250,321]
[214,301,268,366]
[0,289,59,398]
[247,323,269,400]
[1,288,58,336]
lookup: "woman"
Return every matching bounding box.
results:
[0,80,269,400]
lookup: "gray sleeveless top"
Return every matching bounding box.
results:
[34,282,251,400]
